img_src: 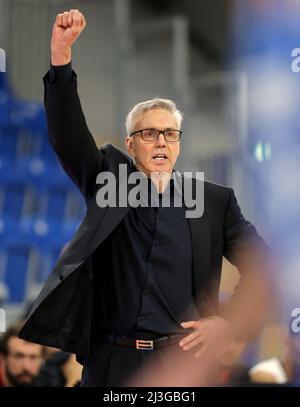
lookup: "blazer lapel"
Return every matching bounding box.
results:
[87,166,136,254]
[186,177,211,309]
[188,211,211,293]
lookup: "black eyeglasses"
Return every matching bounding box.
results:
[129,128,182,143]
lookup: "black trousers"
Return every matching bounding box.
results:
[81,339,184,387]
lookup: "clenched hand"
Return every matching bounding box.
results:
[51,9,86,66]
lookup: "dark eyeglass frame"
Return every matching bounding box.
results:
[129,128,182,142]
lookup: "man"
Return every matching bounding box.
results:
[0,322,44,387]
[20,10,270,386]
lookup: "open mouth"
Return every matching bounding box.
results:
[152,153,168,161]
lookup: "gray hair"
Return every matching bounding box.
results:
[125,97,183,135]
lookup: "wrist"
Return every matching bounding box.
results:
[51,45,71,66]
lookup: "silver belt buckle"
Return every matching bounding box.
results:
[136,339,154,350]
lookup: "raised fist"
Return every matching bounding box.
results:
[51,9,86,66]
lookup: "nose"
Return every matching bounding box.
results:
[156,132,166,146]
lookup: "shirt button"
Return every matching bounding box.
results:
[81,253,87,260]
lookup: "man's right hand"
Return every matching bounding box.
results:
[51,9,86,66]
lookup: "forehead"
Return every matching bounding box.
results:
[8,337,42,355]
[133,108,178,130]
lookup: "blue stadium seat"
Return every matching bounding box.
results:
[0,71,13,98]
[0,183,26,220]
[0,86,12,128]
[0,126,33,163]
[31,131,56,162]
[29,220,78,283]
[0,127,19,159]
[0,182,36,222]
[35,184,84,223]
[36,245,63,284]
[0,73,86,304]
[0,244,37,303]
[9,100,47,133]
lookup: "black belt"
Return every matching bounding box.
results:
[102,333,184,351]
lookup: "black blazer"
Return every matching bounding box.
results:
[19,72,268,357]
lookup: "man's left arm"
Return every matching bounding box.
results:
[179,189,272,357]
[220,188,272,327]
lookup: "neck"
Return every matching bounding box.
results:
[151,172,172,193]
[135,163,172,192]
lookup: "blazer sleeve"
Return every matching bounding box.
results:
[43,70,104,198]
[220,189,272,337]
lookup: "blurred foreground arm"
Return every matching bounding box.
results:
[179,190,272,358]
[220,189,272,336]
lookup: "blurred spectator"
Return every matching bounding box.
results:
[0,322,81,387]
[0,322,44,387]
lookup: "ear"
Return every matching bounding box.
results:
[125,136,135,158]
